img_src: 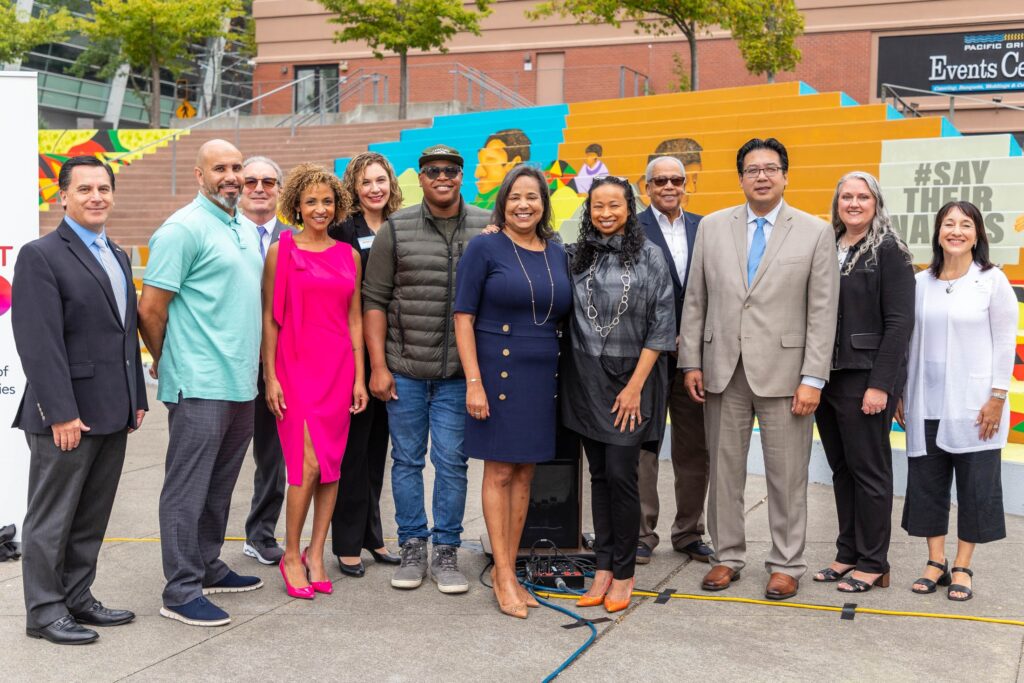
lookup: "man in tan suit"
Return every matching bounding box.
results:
[679,138,839,600]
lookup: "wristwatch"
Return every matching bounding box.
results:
[991,390,1008,400]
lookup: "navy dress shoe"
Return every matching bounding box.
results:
[635,543,652,565]
[160,597,230,627]
[26,615,98,645]
[72,601,135,627]
[203,570,264,595]
[677,539,714,563]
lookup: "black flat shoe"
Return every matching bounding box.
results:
[26,615,98,645]
[948,567,974,601]
[337,557,365,577]
[71,601,135,627]
[368,548,401,565]
[912,559,951,594]
[838,572,890,593]
[813,565,854,583]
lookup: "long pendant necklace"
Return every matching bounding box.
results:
[505,231,555,326]
[586,256,632,338]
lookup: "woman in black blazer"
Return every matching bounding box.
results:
[813,171,915,592]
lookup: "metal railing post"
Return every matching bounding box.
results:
[620,67,625,98]
[170,136,177,196]
[319,72,327,126]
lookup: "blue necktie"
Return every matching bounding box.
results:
[747,217,767,287]
[257,225,268,260]
[96,237,127,324]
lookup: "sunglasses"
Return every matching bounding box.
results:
[649,175,685,188]
[420,165,462,180]
[244,177,278,190]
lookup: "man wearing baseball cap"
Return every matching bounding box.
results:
[362,144,490,594]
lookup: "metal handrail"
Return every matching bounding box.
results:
[619,66,650,98]
[880,83,1024,123]
[450,63,532,109]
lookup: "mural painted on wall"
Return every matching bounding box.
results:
[38,129,186,209]
[337,81,1024,442]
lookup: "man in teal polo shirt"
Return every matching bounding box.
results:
[139,139,264,627]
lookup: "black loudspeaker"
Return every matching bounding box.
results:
[520,427,583,551]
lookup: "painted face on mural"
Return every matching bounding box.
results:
[357,162,391,214]
[239,161,280,219]
[475,139,515,195]
[647,158,686,219]
[419,163,463,212]
[195,140,243,213]
[836,177,876,235]
[298,183,336,232]
[61,165,114,231]
[739,148,787,213]
[590,183,629,237]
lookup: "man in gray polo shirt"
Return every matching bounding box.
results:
[139,139,264,627]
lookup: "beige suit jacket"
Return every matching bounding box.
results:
[679,201,839,397]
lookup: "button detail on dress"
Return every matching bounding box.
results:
[502,348,510,357]
[498,394,507,401]
[500,371,509,378]
[501,323,510,332]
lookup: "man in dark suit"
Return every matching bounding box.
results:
[12,156,147,645]
[635,155,712,565]
[238,155,290,565]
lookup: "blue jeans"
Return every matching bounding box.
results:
[387,374,468,547]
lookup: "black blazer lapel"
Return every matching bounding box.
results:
[682,210,701,292]
[57,221,124,329]
[638,208,682,294]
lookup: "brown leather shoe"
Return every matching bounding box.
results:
[701,565,740,591]
[765,572,799,600]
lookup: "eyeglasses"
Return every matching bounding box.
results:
[649,175,685,188]
[244,177,278,190]
[420,165,462,180]
[742,165,783,179]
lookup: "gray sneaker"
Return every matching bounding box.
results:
[391,538,428,589]
[430,544,469,594]
[242,539,284,565]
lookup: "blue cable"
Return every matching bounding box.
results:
[524,581,597,682]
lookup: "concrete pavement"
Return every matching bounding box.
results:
[1,387,1022,682]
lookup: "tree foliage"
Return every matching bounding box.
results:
[730,0,803,82]
[72,0,242,127]
[318,0,493,119]
[0,0,75,65]
[527,0,728,91]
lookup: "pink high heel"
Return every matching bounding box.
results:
[302,547,334,595]
[279,557,314,599]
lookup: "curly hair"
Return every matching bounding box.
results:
[340,152,403,218]
[491,165,555,241]
[571,175,645,274]
[831,171,912,275]
[278,163,350,227]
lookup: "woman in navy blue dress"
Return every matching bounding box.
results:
[454,165,572,619]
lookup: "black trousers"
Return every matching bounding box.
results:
[902,420,1006,544]
[581,436,641,580]
[22,430,127,629]
[815,371,896,573]
[244,369,286,545]
[331,395,389,556]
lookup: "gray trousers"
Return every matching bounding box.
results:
[159,397,254,607]
[638,369,710,550]
[244,371,285,545]
[22,430,127,629]
[704,360,813,579]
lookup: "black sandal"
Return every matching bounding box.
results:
[911,559,951,594]
[838,572,890,593]
[948,567,974,602]
[813,565,853,583]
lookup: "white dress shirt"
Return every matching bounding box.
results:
[651,204,689,287]
[239,213,277,258]
[744,200,825,390]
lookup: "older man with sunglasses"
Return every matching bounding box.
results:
[237,156,294,567]
[362,144,489,594]
[635,156,712,566]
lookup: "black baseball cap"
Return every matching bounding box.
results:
[419,144,464,168]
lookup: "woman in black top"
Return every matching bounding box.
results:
[329,152,404,576]
[813,171,914,592]
[563,176,676,613]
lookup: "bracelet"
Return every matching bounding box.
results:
[991,390,1008,400]
[467,378,481,383]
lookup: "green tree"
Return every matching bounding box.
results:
[730,0,803,83]
[527,0,733,91]
[72,0,242,127]
[318,0,493,120]
[0,0,75,65]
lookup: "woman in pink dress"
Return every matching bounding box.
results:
[262,163,368,599]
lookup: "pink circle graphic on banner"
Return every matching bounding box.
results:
[0,275,11,316]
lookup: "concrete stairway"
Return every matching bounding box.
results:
[40,119,429,246]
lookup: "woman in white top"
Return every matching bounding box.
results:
[896,200,1017,601]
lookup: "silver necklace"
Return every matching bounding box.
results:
[940,269,968,293]
[585,257,633,338]
[505,231,555,326]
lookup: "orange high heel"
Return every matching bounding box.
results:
[604,578,635,613]
[576,576,612,607]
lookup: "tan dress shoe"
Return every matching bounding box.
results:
[701,565,740,591]
[765,572,799,600]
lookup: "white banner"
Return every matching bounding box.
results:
[0,72,39,541]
